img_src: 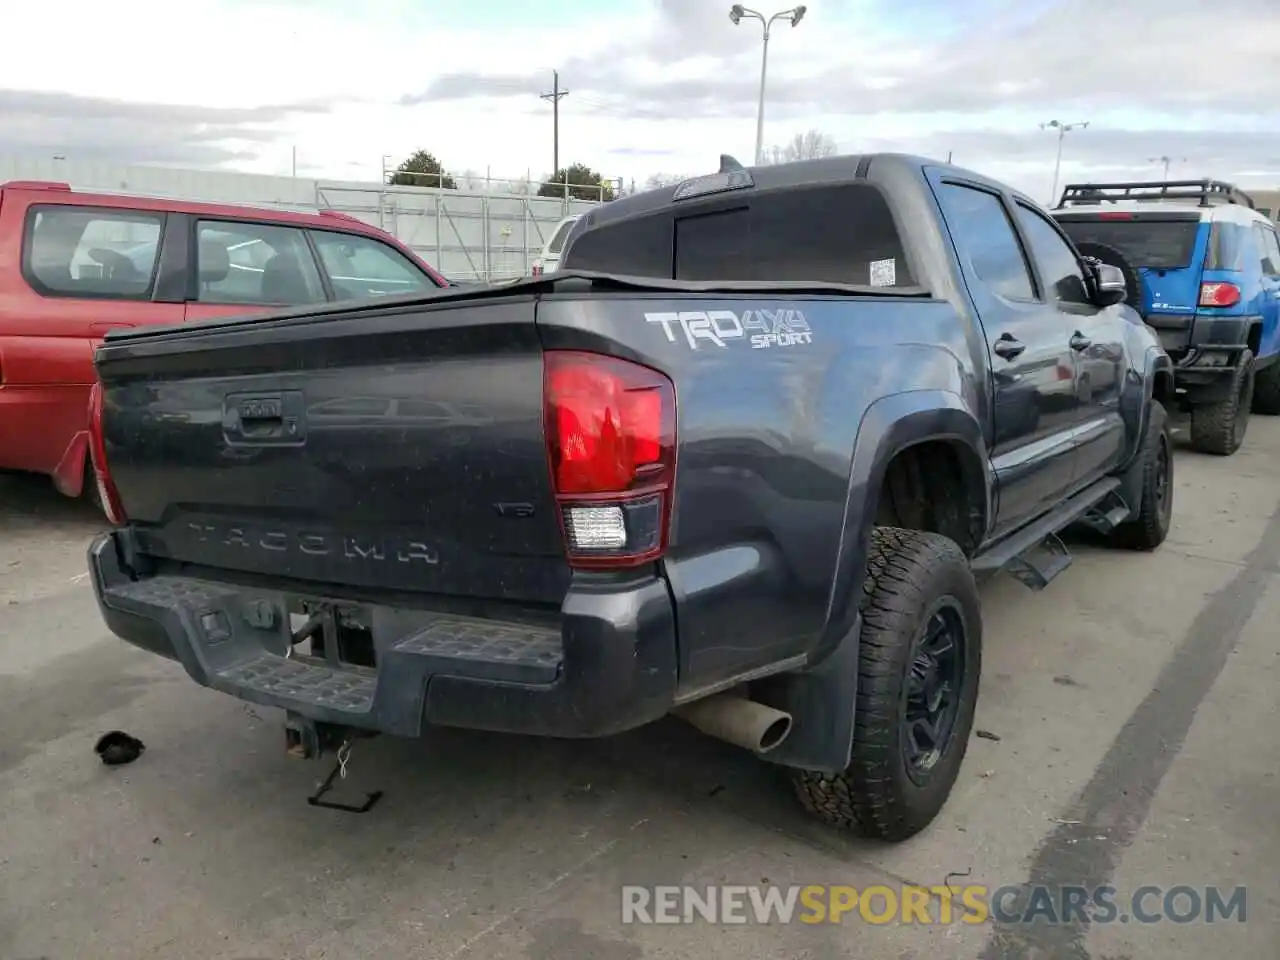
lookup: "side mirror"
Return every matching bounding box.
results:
[1091,262,1128,307]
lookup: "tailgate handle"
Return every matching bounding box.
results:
[224,391,306,444]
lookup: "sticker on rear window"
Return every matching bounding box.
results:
[870,258,897,287]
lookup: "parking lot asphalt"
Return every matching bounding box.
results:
[1,421,1278,960]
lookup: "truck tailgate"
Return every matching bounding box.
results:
[94,295,570,605]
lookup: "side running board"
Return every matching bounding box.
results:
[971,477,1124,590]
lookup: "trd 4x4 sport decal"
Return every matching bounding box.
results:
[645,309,813,350]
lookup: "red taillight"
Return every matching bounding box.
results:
[531,263,544,277]
[1199,282,1241,308]
[1096,212,1134,220]
[544,351,675,569]
[88,381,127,525]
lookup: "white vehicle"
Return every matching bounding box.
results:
[530,215,580,276]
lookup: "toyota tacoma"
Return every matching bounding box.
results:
[87,154,1175,841]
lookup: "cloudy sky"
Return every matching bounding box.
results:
[2,0,1278,202]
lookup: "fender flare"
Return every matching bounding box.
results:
[1118,345,1175,469]
[819,390,991,662]
[756,389,989,775]
[1116,346,1175,510]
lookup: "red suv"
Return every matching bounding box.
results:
[0,180,448,503]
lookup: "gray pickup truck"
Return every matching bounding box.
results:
[86,153,1174,841]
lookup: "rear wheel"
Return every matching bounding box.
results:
[1111,401,1173,550]
[1251,358,1280,415]
[791,527,981,842]
[1189,349,1255,456]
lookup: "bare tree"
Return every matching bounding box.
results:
[456,168,486,191]
[761,129,840,165]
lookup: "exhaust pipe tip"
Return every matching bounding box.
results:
[757,713,792,753]
[673,692,794,755]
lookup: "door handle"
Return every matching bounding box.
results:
[223,391,306,444]
[993,335,1026,360]
[1069,332,1092,351]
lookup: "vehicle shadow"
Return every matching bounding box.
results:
[1,471,104,536]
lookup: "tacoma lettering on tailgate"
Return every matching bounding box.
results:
[184,523,439,565]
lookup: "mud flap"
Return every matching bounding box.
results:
[750,613,862,775]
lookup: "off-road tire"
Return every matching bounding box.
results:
[1111,400,1173,551]
[1250,359,1280,415]
[1074,240,1145,315]
[791,527,982,842]
[1189,348,1255,456]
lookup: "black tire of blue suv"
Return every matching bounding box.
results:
[1251,361,1280,416]
[1189,348,1255,456]
[792,527,982,842]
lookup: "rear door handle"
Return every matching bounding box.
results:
[1069,332,1092,351]
[993,335,1026,360]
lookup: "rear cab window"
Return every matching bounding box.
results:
[22,205,163,299]
[309,230,435,300]
[565,183,916,287]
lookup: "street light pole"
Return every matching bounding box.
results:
[1040,119,1089,205]
[730,5,807,165]
[1148,155,1188,179]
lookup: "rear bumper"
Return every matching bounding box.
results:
[88,531,679,739]
[1161,314,1261,404]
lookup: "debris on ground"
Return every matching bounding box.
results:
[94,731,145,766]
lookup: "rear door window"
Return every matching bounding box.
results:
[1056,217,1201,270]
[196,220,326,305]
[309,231,435,300]
[23,205,163,299]
[934,183,1034,300]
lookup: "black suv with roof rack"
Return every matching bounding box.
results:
[1052,179,1280,456]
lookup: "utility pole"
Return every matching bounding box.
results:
[540,70,570,189]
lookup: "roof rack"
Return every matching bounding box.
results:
[1056,179,1256,210]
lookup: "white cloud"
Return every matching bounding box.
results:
[1,0,1278,203]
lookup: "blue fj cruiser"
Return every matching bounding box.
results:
[1054,179,1280,455]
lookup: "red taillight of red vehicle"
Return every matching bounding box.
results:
[1199,281,1242,308]
[543,351,676,569]
[88,381,127,525]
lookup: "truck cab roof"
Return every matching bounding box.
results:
[560,152,1041,290]
[573,152,1029,231]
